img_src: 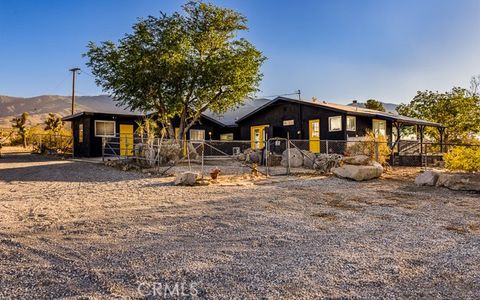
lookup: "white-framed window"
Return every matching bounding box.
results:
[328,116,342,132]
[346,116,356,131]
[373,119,386,137]
[78,123,84,143]
[189,129,205,141]
[220,133,234,141]
[94,120,116,137]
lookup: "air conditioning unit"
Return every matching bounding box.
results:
[232,147,241,155]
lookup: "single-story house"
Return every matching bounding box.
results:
[63,96,444,158]
[234,96,444,152]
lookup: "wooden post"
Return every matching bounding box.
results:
[438,127,444,153]
[419,125,425,168]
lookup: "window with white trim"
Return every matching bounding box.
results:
[372,119,386,137]
[328,116,342,132]
[346,116,356,131]
[189,129,205,141]
[220,133,234,141]
[79,123,84,143]
[94,120,116,137]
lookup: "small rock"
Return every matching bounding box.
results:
[174,171,198,186]
[415,170,440,186]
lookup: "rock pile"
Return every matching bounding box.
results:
[280,149,342,173]
[237,148,263,164]
[331,155,383,181]
[415,170,480,191]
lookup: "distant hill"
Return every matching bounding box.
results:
[347,101,398,114]
[0,95,141,127]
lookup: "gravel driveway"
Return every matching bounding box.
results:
[0,152,479,299]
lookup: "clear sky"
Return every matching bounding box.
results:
[1,0,479,104]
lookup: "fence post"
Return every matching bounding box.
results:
[326,140,329,155]
[374,142,379,162]
[265,136,269,177]
[201,141,205,179]
[102,137,105,162]
[125,135,128,158]
[286,133,291,175]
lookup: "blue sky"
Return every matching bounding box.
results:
[1,0,479,104]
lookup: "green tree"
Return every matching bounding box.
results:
[11,112,30,148]
[85,1,265,140]
[44,113,64,134]
[365,99,385,112]
[396,87,480,143]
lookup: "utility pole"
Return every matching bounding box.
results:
[69,67,80,115]
[297,89,301,101]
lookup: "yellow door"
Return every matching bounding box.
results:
[250,125,269,149]
[119,124,134,156]
[309,119,320,153]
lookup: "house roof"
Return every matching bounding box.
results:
[237,96,444,128]
[201,98,272,127]
[62,111,144,121]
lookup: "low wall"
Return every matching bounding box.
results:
[394,154,444,167]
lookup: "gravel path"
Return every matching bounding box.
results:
[0,152,479,299]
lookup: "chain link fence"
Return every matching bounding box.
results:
[31,134,72,155]
[102,135,480,176]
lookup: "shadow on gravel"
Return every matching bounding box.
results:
[0,153,60,164]
[0,153,145,183]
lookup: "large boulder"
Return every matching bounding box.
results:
[342,155,371,166]
[415,170,441,186]
[174,171,198,186]
[281,148,303,168]
[332,161,383,181]
[436,173,480,191]
[302,150,317,169]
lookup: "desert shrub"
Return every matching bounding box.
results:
[29,126,72,154]
[346,131,391,165]
[443,146,480,172]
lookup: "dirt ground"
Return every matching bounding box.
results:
[0,149,479,299]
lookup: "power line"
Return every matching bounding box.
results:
[255,90,301,99]
[79,70,96,79]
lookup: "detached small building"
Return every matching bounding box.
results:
[63,111,144,157]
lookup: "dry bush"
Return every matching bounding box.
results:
[444,146,480,172]
[346,131,391,165]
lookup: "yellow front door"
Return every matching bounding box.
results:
[250,125,269,149]
[309,119,320,153]
[119,124,134,156]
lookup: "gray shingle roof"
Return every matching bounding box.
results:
[201,98,272,127]
[237,96,444,128]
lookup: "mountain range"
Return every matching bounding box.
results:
[0,95,399,128]
[0,95,137,127]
